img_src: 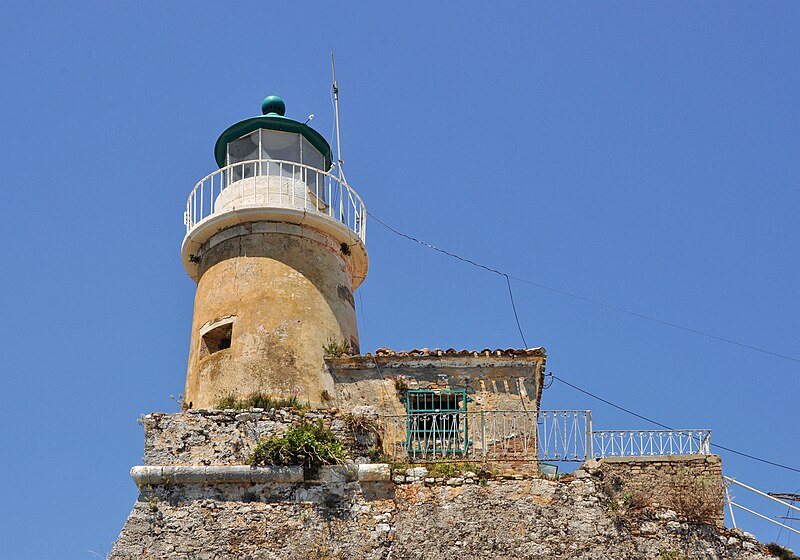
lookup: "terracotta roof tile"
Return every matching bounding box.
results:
[364,347,546,358]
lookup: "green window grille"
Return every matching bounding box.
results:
[405,389,470,458]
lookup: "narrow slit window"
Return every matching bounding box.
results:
[200,323,233,356]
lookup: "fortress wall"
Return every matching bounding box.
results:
[112,412,770,560]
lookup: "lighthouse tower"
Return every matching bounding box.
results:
[180,96,367,409]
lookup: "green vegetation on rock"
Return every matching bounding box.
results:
[215,392,303,411]
[249,422,345,471]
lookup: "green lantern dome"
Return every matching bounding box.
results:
[214,96,332,170]
[261,95,286,116]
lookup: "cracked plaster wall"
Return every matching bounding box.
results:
[185,223,359,408]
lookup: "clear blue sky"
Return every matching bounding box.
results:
[1,2,798,557]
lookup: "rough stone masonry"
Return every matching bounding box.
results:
[109,410,781,559]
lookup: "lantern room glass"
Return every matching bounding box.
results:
[226,129,328,203]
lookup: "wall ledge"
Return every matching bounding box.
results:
[131,465,304,487]
[130,463,392,488]
[599,454,720,464]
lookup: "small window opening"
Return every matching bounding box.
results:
[200,323,233,357]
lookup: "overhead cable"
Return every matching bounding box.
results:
[369,211,800,474]
[367,212,528,347]
[552,373,800,475]
[368,211,800,364]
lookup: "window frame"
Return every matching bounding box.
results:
[405,389,470,458]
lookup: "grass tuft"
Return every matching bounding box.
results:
[214,392,303,411]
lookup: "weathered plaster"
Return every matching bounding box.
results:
[326,353,546,416]
[184,223,360,408]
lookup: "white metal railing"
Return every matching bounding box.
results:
[184,159,366,242]
[724,476,800,536]
[379,412,715,463]
[592,429,711,458]
[380,410,593,462]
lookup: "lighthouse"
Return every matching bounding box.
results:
[180,95,368,409]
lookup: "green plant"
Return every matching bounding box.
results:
[366,445,391,462]
[766,544,799,560]
[249,421,345,472]
[659,550,679,560]
[608,498,620,520]
[599,474,650,526]
[144,495,160,512]
[390,462,411,475]
[340,242,352,256]
[188,253,201,264]
[216,393,239,409]
[323,338,352,357]
[170,393,187,411]
[245,392,301,410]
[320,389,332,402]
[622,491,632,503]
[426,461,473,478]
[214,392,304,411]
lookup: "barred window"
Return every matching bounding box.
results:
[406,390,469,458]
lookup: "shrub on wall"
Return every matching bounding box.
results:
[664,468,723,523]
[249,422,345,472]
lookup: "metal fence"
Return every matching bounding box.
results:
[184,159,366,242]
[380,410,592,462]
[723,477,800,537]
[592,429,711,458]
[379,411,712,463]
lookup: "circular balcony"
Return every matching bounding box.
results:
[181,159,367,285]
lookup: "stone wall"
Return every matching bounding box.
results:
[111,467,772,560]
[580,455,725,527]
[141,408,378,467]
[185,222,362,409]
[326,350,546,417]
[112,412,779,559]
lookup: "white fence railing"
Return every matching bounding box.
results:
[724,476,800,537]
[592,429,711,458]
[379,411,712,463]
[380,410,592,462]
[184,159,366,242]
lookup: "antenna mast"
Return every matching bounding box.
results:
[331,50,346,184]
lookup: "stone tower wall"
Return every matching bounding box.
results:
[185,221,359,408]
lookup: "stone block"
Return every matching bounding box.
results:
[204,466,253,483]
[406,467,428,478]
[358,463,390,482]
[130,466,162,487]
[311,465,358,484]
[250,465,304,484]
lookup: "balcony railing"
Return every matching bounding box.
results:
[184,159,366,242]
[592,429,711,458]
[379,411,712,463]
[380,410,592,462]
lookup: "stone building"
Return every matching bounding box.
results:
[110,96,779,559]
